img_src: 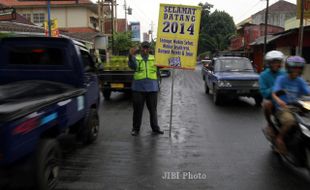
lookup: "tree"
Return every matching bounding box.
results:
[198,3,236,55]
[111,31,133,55]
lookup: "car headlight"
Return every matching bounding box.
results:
[299,123,310,138]
[218,80,232,87]
[252,81,259,88]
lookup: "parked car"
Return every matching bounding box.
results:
[202,56,262,105]
[201,59,212,68]
[0,37,100,190]
[159,67,171,77]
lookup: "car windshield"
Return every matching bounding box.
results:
[215,58,253,72]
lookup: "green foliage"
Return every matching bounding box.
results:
[198,3,236,54]
[198,51,211,60]
[0,32,13,39]
[111,31,133,55]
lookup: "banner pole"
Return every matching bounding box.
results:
[169,69,175,137]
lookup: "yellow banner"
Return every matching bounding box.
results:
[297,0,310,19]
[155,4,202,70]
[44,19,59,37]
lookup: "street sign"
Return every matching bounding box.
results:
[155,4,202,70]
[130,22,140,42]
[0,8,16,21]
[297,0,310,19]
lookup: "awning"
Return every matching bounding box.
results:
[249,34,283,46]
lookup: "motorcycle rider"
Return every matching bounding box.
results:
[272,56,310,154]
[259,50,285,139]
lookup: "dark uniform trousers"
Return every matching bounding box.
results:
[132,91,160,132]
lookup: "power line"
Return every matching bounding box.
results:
[134,4,154,23]
[235,0,262,22]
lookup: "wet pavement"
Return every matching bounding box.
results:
[3,65,310,190]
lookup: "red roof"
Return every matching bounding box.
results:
[0,0,93,7]
[15,13,35,25]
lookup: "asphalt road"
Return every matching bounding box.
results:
[55,66,309,190]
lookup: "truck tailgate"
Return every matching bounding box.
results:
[98,71,134,83]
[0,80,86,123]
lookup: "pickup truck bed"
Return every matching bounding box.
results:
[0,80,85,122]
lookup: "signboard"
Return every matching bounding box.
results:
[131,22,140,41]
[44,19,59,37]
[155,4,201,70]
[0,8,16,21]
[297,0,310,19]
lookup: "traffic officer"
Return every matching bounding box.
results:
[128,41,164,136]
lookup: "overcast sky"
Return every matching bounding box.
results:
[92,0,297,38]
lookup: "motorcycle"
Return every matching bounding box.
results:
[263,94,310,173]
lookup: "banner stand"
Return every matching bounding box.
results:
[169,69,175,137]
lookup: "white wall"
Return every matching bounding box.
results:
[17,6,95,29]
[67,7,88,28]
[50,8,66,28]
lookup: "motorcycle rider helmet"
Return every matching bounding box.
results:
[264,50,284,67]
[285,56,306,74]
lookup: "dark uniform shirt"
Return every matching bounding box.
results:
[128,54,159,92]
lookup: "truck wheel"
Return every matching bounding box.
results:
[305,149,310,176]
[213,87,222,105]
[78,108,99,145]
[103,89,111,100]
[35,139,61,190]
[166,70,171,77]
[254,96,263,107]
[204,82,209,94]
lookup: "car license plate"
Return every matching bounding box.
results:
[111,83,124,89]
[237,90,250,94]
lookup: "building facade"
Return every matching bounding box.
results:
[285,17,310,30]
[0,0,99,33]
[251,0,297,28]
[230,23,284,51]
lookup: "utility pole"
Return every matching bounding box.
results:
[124,0,132,32]
[114,0,117,33]
[97,0,102,33]
[263,0,269,56]
[150,21,154,42]
[298,0,305,56]
[124,0,127,32]
[47,0,52,37]
[111,0,114,54]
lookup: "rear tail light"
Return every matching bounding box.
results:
[32,49,45,53]
[13,117,39,135]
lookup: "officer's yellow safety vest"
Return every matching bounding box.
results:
[134,54,158,80]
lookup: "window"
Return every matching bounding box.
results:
[22,13,31,22]
[215,58,253,72]
[33,13,45,25]
[8,47,64,66]
[80,50,95,71]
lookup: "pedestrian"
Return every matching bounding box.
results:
[128,41,164,136]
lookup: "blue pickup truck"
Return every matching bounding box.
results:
[202,56,262,106]
[0,37,100,190]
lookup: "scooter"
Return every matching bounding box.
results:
[263,95,310,173]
